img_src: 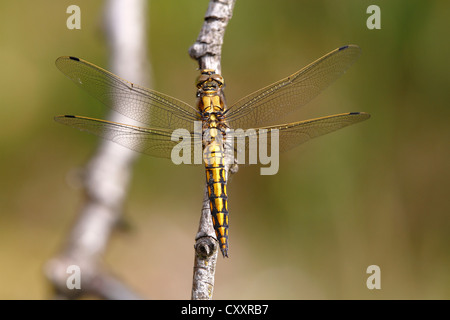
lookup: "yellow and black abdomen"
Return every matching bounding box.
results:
[204,140,229,257]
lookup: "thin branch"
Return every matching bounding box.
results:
[190,0,236,301]
[189,0,236,74]
[45,0,150,299]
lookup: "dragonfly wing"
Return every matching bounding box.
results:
[55,56,199,131]
[55,115,199,161]
[226,45,362,130]
[231,112,370,163]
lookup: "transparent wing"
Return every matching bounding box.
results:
[55,56,199,131]
[231,112,370,163]
[226,45,362,129]
[55,115,199,161]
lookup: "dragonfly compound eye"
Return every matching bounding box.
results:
[196,74,210,87]
[211,74,224,86]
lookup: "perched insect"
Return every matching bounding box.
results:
[55,45,370,257]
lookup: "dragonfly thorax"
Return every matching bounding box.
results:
[197,70,226,115]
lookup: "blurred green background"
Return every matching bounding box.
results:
[1,0,449,299]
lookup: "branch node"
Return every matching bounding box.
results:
[195,236,217,258]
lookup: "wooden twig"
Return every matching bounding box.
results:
[190,0,236,300]
[189,0,236,75]
[45,0,150,299]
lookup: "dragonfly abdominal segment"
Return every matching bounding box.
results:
[55,45,370,258]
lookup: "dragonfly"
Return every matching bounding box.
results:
[54,44,370,258]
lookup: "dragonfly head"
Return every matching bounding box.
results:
[196,69,224,95]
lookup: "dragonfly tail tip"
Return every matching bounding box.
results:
[220,248,229,258]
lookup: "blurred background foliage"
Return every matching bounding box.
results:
[0,0,449,299]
